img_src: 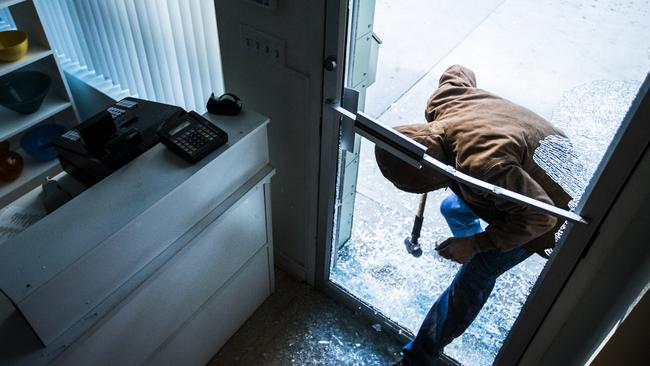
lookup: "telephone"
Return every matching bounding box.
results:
[157,111,228,164]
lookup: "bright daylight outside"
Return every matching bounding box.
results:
[329,1,650,365]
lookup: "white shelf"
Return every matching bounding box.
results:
[0,0,26,9]
[0,150,61,208]
[0,96,72,142]
[0,0,78,210]
[0,46,52,77]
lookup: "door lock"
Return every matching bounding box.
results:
[324,56,337,71]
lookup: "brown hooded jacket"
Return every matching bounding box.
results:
[375,65,572,256]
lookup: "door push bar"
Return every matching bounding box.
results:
[332,104,589,225]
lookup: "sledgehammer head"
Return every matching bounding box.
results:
[404,237,423,257]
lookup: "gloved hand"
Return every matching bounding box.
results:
[436,236,480,264]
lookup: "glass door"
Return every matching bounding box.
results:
[317,1,650,365]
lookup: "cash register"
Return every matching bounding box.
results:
[54,98,228,187]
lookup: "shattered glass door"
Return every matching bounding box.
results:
[327,0,650,365]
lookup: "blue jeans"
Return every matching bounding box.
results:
[403,193,534,366]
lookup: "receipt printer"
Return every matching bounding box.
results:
[54,98,184,186]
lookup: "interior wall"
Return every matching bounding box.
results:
[214,1,325,282]
[591,288,650,366]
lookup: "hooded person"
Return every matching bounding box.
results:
[381,65,573,366]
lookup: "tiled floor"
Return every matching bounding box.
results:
[208,271,404,366]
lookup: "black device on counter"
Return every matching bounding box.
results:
[54,98,185,186]
[206,92,242,116]
[157,111,228,164]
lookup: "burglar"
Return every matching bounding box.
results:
[376,65,572,366]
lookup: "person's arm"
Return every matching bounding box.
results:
[472,162,557,252]
[437,162,557,263]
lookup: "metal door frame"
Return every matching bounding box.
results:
[315,0,421,348]
[314,0,650,364]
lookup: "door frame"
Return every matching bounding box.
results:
[314,0,650,364]
[315,1,459,361]
[315,0,418,345]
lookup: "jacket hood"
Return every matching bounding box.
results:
[375,122,450,193]
[438,64,477,88]
[425,64,477,121]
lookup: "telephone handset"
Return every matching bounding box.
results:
[157,111,228,164]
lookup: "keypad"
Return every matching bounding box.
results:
[177,124,219,156]
[107,100,138,121]
[107,107,126,119]
[116,99,138,110]
[62,130,81,142]
[159,111,228,164]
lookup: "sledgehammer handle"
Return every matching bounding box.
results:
[410,193,428,243]
[417,193,427,218]
[411,216,424,244]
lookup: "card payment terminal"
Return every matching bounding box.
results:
[157,111,228,164]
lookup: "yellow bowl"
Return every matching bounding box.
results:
[0,31,29,62]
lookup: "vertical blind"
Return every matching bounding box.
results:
[34,0,224,113]
[0,7,15,31]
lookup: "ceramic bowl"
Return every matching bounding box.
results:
[20,124,67,161]
[0,141,24,182]
[0,71,51,114]
[0,30,28,62]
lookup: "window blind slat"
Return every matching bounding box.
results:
[60,1,85,65]
[201,0,225,95]
[93,0,121,85]
[43,1,64,56]
[123,0,156,99]
[167,0,196,110]
[87,0,113,79]
[73,1,102,76]
[34,2,57,51]
[48,1,72,59]
[115,0,146,97]
[65,3,92,68]
[0,7,15,31]
[190,0,212,107]
[145,0,174,104]
[98,0,129,91]
[133,0,164,100]
[110,1,137,96]
[179,1,205,111]
[36,0,223,113]
[154,0,185,107]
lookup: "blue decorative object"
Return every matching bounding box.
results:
[20,124,67,161]
[0,71,52,114]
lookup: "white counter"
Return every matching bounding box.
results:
[0,110,274,365]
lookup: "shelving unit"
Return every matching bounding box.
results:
[0,97,72,141]
[0,150,61,206]
[0,45,51,76]
[0,0,78,208]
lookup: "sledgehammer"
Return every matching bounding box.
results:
[404,193,427,257]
